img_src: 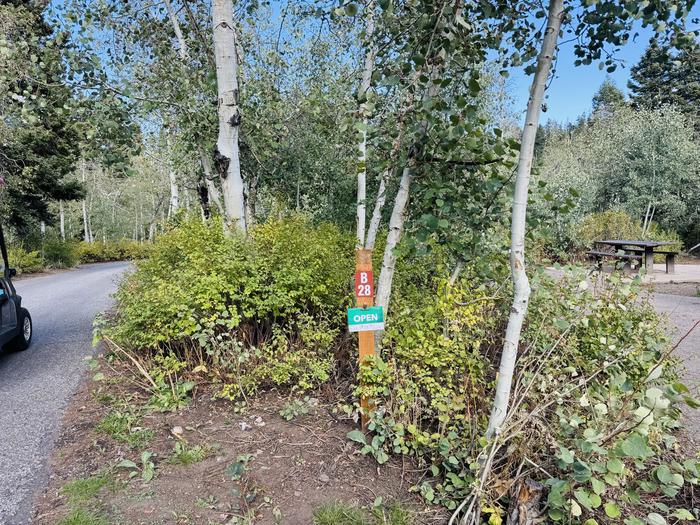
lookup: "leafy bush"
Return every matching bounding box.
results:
[7,245,43,274]
[107,215,354,397]
[354,260,699,522]
[575,210,641,249]
[78,240,151,263]
[44,238,80,268]
[574,210,683,253]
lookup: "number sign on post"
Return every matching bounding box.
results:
[355,269,374,298]
[353,249,375,429]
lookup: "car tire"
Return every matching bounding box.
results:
[10,308,32,351]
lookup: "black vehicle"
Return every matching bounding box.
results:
[0,224,32,352]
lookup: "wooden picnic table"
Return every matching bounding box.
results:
[595,239,678,274]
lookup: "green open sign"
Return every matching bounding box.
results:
[347,306,385,332]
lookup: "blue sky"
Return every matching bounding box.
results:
[509,5,700,124]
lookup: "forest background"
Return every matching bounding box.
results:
[2,1,700,524]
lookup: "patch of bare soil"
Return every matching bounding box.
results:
[32,359,446,525]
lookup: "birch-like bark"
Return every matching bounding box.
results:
[59,200,65,241]
[366,116,408,250]
[642,201,652,234]
[485,0,564,438]
[448,260,464,287]
[365,167,390,250]
[82,200,91,242]
[356,0,376,247]
[212,0,247,233]
[164,0,188,60]
[81,163,92,243]
[374,163,412,312]
[169,167,180,213]
[374,63,436,316]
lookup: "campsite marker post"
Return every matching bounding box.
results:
[352,249,383,429]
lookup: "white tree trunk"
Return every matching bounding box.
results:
[82,200,91,242]
[366,119,407,250]
[642,201,652,234]
[212,0,247,233]
[164,0,188,60]
[448,260,464,287]
[81,162,91,243]
[59,200,65,241]
[169,167,180,213]
[373,66,435,316]
[374,164,412,313]
[365,167,390,250]
[356,0,376,247]
[486,0,564,438]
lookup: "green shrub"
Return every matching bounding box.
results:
[574,210,683,253]
[78,240,152,263]
[107,215,354,397]
[44,238,80,268]
[575,210,641,249]
[7,245,43,274]
[355,261,699,521]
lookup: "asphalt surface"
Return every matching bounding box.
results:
[651,292,700,450]
[0,262,129,525]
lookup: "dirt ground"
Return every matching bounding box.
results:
[32,360,446,525]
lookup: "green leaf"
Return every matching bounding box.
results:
[344,3,358,15]
[671,509,694,521]
[656,465,673,484]
[621,435,652,459]
[574,489,593,510]
[558,446,575,464]
[142,465,154,482]
[646,513,667,525]
[224,458,248,480]
[347,430,367,444]
[573,460,592,483]
[591,478,606,495]
[116,459,137,469]
[607,458,624,474]
[570,499,582,517]
[554,319,570,330]
[605,503,621,518]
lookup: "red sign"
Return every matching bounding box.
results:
[355,270,374,298]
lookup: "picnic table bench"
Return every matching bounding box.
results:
[587,239,678,274]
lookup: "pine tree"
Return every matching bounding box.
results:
[0,0,84,233]
[629,41,700,131]
[592,78,626,116]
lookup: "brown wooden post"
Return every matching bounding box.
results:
[355,249,375,428]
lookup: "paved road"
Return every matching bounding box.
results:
[651,293,700,450]
[0,262,129,525]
